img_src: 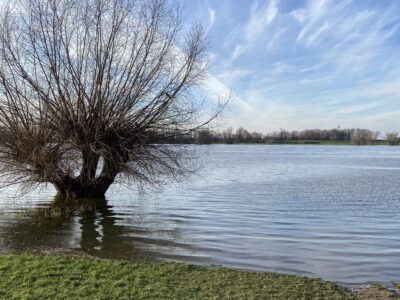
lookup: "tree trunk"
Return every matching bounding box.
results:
[53,176,115,198]
[50,150,121,200]
[52,157,117,198]
[81,151,100,179]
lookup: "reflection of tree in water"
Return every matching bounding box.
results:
[0,194,185,260]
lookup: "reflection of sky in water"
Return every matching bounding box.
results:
[0,145,400,287]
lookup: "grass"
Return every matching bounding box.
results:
[0,254,357,300]
[356,282,400,300]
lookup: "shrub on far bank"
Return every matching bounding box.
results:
[386,132,400,146]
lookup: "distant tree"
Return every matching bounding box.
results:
[172,126,385,144]
[289,130,298,140]
[250,132,263,143]
[351,129,379,145]
[276,129,290,141]
[223,127,234,144]
[386,132,399,146]
[0,0,224,199]
[197,129,213,144]
[236,127,251,143]
[371,131,380,145]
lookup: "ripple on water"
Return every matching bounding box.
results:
[0,144,399,286]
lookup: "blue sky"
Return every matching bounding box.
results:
[182,0,400,133]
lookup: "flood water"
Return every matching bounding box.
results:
[0,145,399,286]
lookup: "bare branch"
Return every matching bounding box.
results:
[0,0,226,198]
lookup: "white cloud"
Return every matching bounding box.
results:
[296,0,331,43]
[290,9,306,24]
[208,8,215,28]
[229,44,247,62]
[355,111,400,133]
[305,22,329,46]
[267,28,286,49]
[228,0,279,62]
[335,102,385,114]
[194,0,400,133]
[270,62,287,74]
[245,0,279,43]
[203,74,253,112]
[216,68,253,85]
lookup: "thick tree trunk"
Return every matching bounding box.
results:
[81,151,100,179]
[49,148,123,200]
[52,156,117,198]
[53,175,115,198]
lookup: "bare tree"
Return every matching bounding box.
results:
[351,129,379,145]
[386,132,399,146]
[0,0,225,198]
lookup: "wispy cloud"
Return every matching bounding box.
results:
[208,8,215,28]
[245,0,279,43]
[225,0,279,63]
[184,0,400,133]
[295,0,332,43]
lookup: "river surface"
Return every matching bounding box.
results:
[0,145,399,286]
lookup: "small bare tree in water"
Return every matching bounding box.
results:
[386,132,399,146]
[0,0,224,198]
[351,129,379,145]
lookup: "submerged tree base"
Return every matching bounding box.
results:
[51,193,108,213]
[57,190,108,199]
[53,177,114,199]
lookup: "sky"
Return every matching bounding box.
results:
[182,0,400,133]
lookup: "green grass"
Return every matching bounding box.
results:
[0,254,357,300]
[356,282,400,300]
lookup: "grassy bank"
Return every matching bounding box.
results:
[0,254,356,299]
[1,254,399,299]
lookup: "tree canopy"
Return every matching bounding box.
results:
[0,0,224,198]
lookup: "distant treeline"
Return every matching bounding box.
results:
[158,127,400,145]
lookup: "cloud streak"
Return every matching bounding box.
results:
[185,0,400,133]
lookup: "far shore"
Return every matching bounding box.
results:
[262,140,388,145]
[193,140,390,145]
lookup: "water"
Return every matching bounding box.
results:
[0,144,399,286]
